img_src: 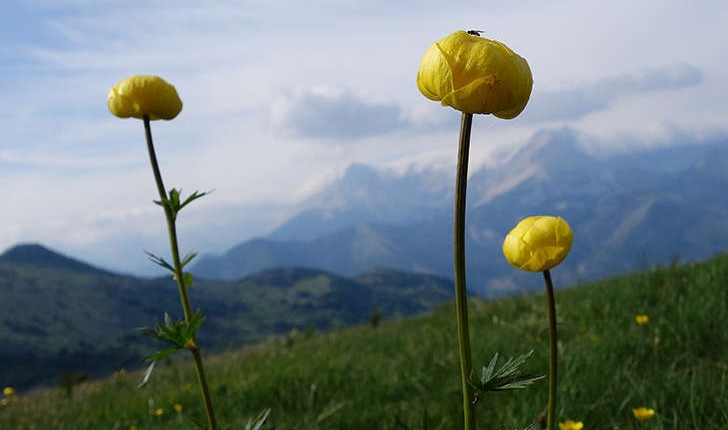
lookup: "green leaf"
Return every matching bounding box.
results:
[483,351,498,382]
[245,408,271,430]
[178,190,212,211]
[180,251,198,268]
[144,251,174,272]
[144,346,181,363]
[470,350,545,394]
[186,309,206,336]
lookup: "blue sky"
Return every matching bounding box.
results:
[2,0,726,275]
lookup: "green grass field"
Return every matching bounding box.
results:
[2,254,727,429]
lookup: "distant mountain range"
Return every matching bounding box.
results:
[0,243,453,391]
[192,127,728,296]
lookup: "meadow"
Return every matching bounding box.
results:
[1,253,726,429]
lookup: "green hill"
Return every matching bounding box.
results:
[1,254,726,429]
[0,244,453,391]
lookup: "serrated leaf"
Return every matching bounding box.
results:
[470,350,544,393]
[186,309,206,335]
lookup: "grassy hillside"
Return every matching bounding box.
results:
[0,248,453,391]
[1,254,727,429]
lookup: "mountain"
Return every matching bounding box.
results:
[266,163,452,241]
[0,243,111,275]
[192,127,728,296]
[0,245,454,390]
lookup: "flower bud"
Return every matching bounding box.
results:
[108,75,182,120]
[417,30,532,118]
[503,216,573,272]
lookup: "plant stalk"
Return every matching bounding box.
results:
[543,269,558,430]
[454,112,475,430]
[143,116,219,430]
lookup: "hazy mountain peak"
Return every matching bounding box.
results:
[0,243,110,275]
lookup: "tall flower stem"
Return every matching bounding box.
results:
[542,269,557,430]
[454,112,475,430]
[143,116,219,430]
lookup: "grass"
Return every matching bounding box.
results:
[1,254,727,429]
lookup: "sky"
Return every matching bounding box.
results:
[2,0,727,275]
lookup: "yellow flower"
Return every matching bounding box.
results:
[154,408,164,416]
[174,403,182,413]
[558,420,584,430]
[417,30,532,118]
[635,314,649,325]
[633,407,655,421]
[129,426,137,430]
[108,75,182,120]
[3,387,14,397]
[503,216,574,272]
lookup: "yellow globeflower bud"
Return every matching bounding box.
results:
[416,30,532,118]
[3,387,14,397]
[503,216,573,272]
[108,75,182,120]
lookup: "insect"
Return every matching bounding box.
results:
[467,30,484,36]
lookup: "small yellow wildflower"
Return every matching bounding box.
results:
[633,407,655,421]
[0,398,10,406]
[558,420,583,430]
[129,426,137,430]
[184,382,192,390]
[174,403,183,413]
[155,408,164,416]
[3,387,14,397]
[579,326,588,333]
[635,315,649,325]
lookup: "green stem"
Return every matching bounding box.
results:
[543,269,558,430]
[143,116,218,430]
[454,112,475,430]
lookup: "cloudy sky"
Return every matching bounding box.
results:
[2,0,726,275]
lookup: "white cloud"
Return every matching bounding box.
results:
[2,0,728,274]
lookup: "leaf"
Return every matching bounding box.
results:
[138,361,156,389]
[186,309,206,335]
[483,351,498,382]
[180,252,198,268]
[244,408,271,430]
[144,346,181,363]
[179,190,212,211]
[470,350,545,393]
[144,251,174,272]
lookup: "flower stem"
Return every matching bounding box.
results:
[143,116,219,430]
[454,112,475,430]
[543,269,558,430]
